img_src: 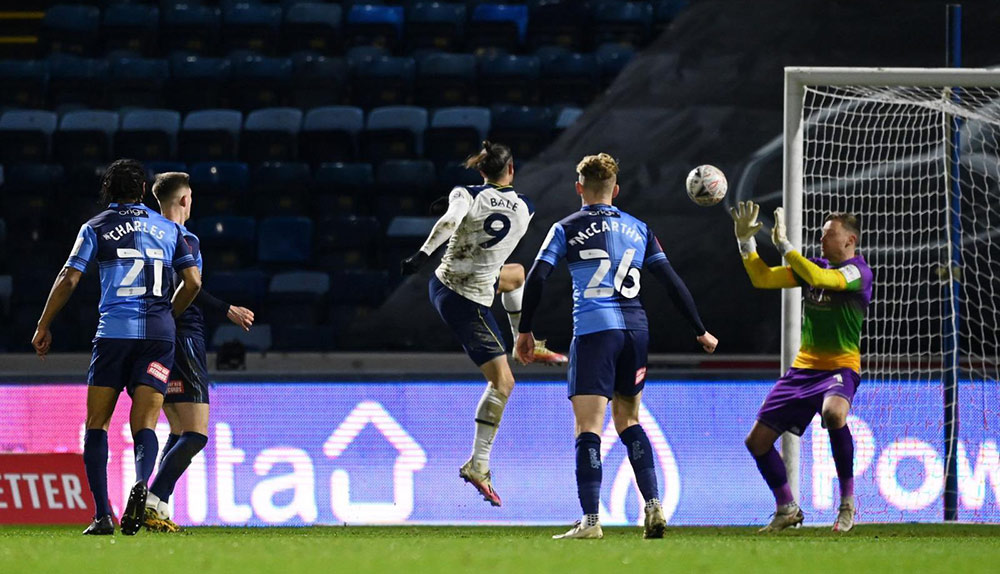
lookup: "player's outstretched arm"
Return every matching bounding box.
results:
[730,201,798,289]
[172,266,202,317]
[401,187,472,275]
[32,267,83,358]
[194,287,255,331]
[770,207,850,291]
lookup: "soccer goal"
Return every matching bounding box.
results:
[783,67,1000,521]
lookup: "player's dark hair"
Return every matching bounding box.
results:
[464,141,512,181]
[100,159,146,205]
[825,212,861,241]
[152,172,191,202]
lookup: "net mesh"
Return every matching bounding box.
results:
[800,82,1000,521]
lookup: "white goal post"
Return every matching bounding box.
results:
[782,67,1000,520]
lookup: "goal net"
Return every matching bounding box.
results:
[784,68,1000,522]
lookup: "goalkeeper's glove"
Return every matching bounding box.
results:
[400,250,430,276]
[771,207,795,256]
[729,200,763,258]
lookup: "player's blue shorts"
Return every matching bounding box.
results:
[567,329,649,399]
[164,334,210,404]
[87,338,174,396]
[429,275,507,367]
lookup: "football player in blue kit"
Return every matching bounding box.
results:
[32,159,202,536]
[516,154,718,539]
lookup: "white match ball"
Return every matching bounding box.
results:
[685,164,728,206]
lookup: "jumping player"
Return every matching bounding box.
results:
[31,159,202,536]
[400,141,565,507]
[515,154,718,539]
[143,172,255,532]
[730,201,871,532]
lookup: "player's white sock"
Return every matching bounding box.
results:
[502,285,524,342]
[146,491,161,509]
[471,386,508,473]
[583,514,600,527]
[645,498,661,511]
[841,495,855,507]
[156,500,170,519]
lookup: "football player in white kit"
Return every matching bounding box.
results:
[401,141,566,506]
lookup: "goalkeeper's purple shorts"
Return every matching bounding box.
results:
[756,367,860,436]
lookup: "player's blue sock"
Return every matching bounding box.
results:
[828,425,855,499]
[83,429,111,518]
[150,432,208,502]
[753,446,794,506]
[133,428,159,484]
[575,432,602,515]
[620,425,659,502]
[159,433,181,470]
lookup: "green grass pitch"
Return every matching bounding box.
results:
[3,525,1000,573]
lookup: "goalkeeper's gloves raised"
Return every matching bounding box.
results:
[400,250,430,276]
[729,200,763,258]
[771,207,795,256]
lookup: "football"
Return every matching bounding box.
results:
[685,165,728,206]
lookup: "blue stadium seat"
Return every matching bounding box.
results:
[251,162,312,215]
[345,44,390,70]
[189,161,250,215]
[352,56,416,109]
[0,164,64,223]
[300,106,365,165]
[0,60,48,109]
[362,106,427,163]
[528,0,587,50]
[540,52,598,105]
[314,215,380,269]
[42,4,100,56]
[145,161,187,183]
[554,106,583,135]
[291,53,349,109]
[162,3,221,55]
[595,43,637,86]
[258,216,313,265]
[415,52,476,107]
[437,161,480,190]
[195,215,256,270]
[103,3,160,56]
[407,2,466,52]
[267,271,330,326]
[312,162,374,214]
[108,57,170,108]
[223,3,282,55]
[116,109,181,161]
[489,105,555,159]
[211,324,272,352]
[284,3,342,54]
[330,269,389,306]
[0,110,58,163]
[168,54,231,112]
[203,268,268,309]
[478,54,540,105]
[469,3,528,52]
[180,109,242,163]
[47,55,108,107]
[227,55,293,112]
[425,107,490,165]
[53,110,119,165]
[374,159,436,221]
[345,4,404,51]
[241,108,303,164]
[592,1,653,47]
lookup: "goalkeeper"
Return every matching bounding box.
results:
[731,201,872,533]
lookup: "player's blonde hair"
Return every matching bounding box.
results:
[576,153,619,192]
[151,172,191,202]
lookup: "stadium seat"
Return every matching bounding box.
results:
[528,0,588,50]
[314,215,380,269]
[374,159,436,222]
[53,110,119,165]
[361,106,427,163]
[211,324,272,352]
[145,161,187,182]
[469,3,528,53]
[595,43,637,86]
[352,56,415,109]
[592,1,653,47]
[0,60,48,109]
[47,55,108,107]
[415,52,476,107]
[0,164,64,223]
[489,105,555,159]
[539,52,599,106]
[290,53,349,109]
[41,4,100,56]
[407,2,466,52]
[267,271,330,326]
[241,108,303,164]
[168,54,232,112]
[108,57,170,108]
[195,215,257,270]
[258,216,313,265]
[345,4,404,51]
[103,3,160,56]
[116,109,181,161]
[299,106,365,166]
[312,162,374,214]
[0,110,58,164]
[330,269,389,306]
[436,161,481,190]
[188,161,249,215]
[284,2,342,54]
[384,215,435,281]
[250,162,312,216]
[227,55,293,112]
[425,107,490,166]
[345,44,390,70]
[162,3,221,55]
[203,268,268,310]
[478,54,540,105]
[179,109,242,163]
[222,3,282,55]
[553,106,583,136]
[271,324,338,351]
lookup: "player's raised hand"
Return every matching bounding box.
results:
[514,332,535,365]
[31,325,52,359]
[400,250,429,275]
[729,201,763,242]
[227,306,255,332]
[696,331,718,354]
